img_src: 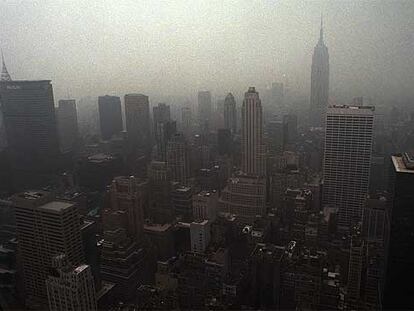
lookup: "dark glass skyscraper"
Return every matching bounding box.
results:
[125,93,151,151]
[198,91,212,134]
[153,103,176,161]
[310,19,329,127]
[0,80,61,187]
[98,95,123,140]
[384,152,414,309]
[57,99,79,153]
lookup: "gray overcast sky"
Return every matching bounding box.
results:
[1,0,413,104]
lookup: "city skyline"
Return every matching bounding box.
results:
[0,1,413,103]
[0,2,412,310]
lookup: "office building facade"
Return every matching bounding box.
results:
[322,105,374,230]
[12,191,84,308]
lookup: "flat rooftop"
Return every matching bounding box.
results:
[175,186,192,192]
[16,190,50,201]
[144,223,172,232]
[87,153,115,163]
[0,80,51,84]
[38,201,75,213]
[327,105,375,115]
[392,154,414,174]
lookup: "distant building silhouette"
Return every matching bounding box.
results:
[223,93,237,134]
[322,105,374,231]
[125,93,151,151]
[181,106,192,139]
[148,160,173,223]
[57,99,79,153]
[153,103,176,161]
[198,91,212,134]
[310,18,329,127]
[98,95,122,140]
[167,133,190,185]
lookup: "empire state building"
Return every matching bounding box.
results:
[310,19,329,127]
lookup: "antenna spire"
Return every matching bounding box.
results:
[319,14,324,43]
[1,49,12,81]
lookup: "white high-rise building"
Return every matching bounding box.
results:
[322,105,375,230]
[12,191,84,308]
[46,255,97,311]
[241,87,265,176]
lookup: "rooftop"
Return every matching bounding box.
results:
[73,264,89,274]
[327,105,375,114]
[196,190,217,198]
[392,153,414,174]
[0,80,51,83]
[87,153,115,163]
[175,186,192,192]
[144,223,172,232]
[16,190,49,201]
[38,201,74,213]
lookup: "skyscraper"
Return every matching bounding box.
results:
[98,95,123,140]
[57,99,79,153]
[12,191,84,308]
[181,106,192,139]
[46,255,97,311]
[0,80,61,187]
[106,176,148,243]
[322,105,374,230]
[310,18,329,127]
[198,91,212,133]
[241,87,265,176]
[384,152,414,309]
[125,93,151,151]
[167,133,190,185]
[223,93,237,134]
[148,160,173,223]
[153,103,176,161]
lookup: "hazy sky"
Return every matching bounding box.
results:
[1,0,413,104]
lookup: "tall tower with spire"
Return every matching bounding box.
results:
[1,51,12,81]
[310,16,329,127]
